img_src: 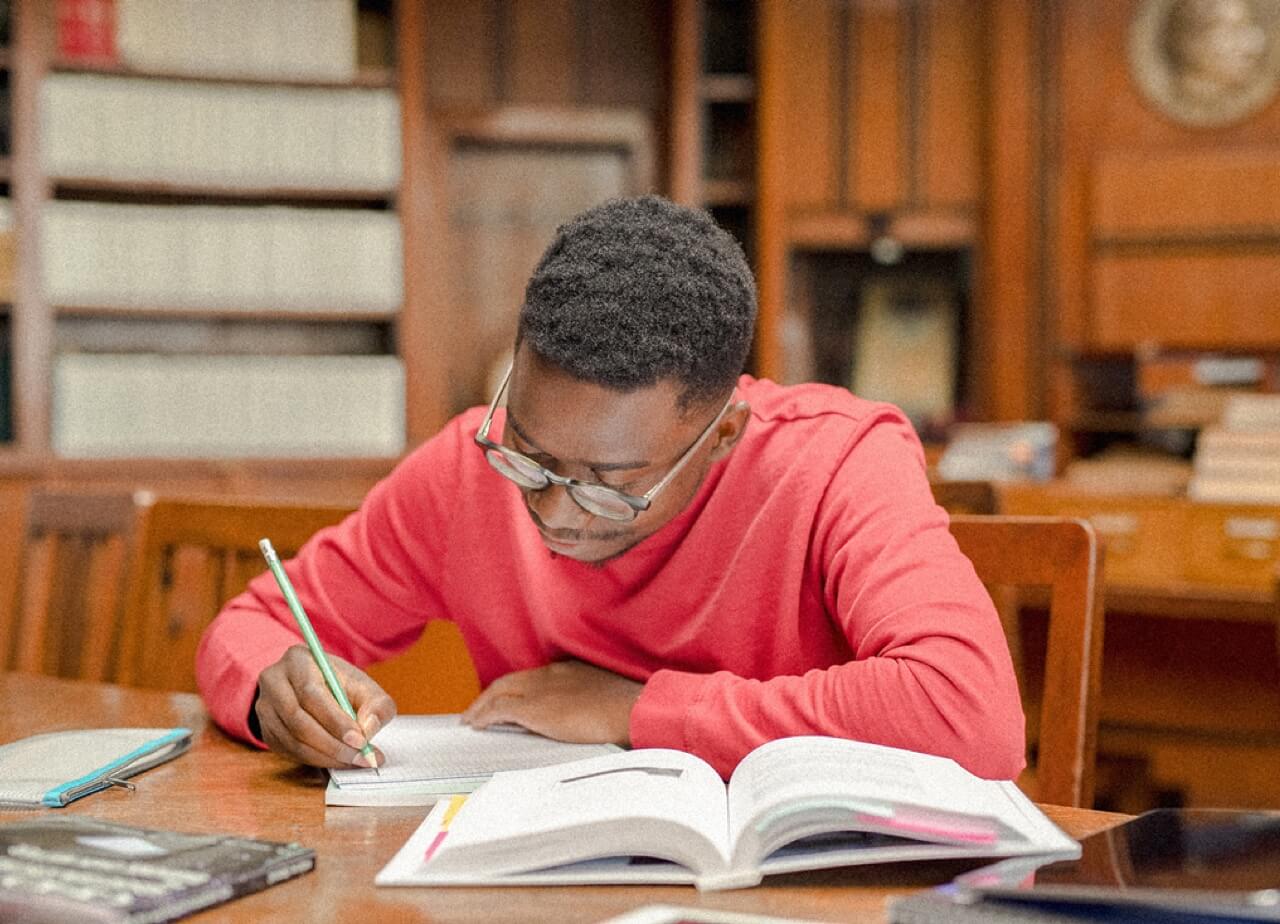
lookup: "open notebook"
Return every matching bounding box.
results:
[327,715,620,806]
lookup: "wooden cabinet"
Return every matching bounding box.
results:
[1047,0,1280,445]
[1001,483,1280,810]
[754,0,986,420]
[1001,483,1280,602]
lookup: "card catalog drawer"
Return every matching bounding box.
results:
[1184,506,1280,590]
[998,486,1185,588]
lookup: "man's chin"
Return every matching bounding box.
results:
[540,535,634,565]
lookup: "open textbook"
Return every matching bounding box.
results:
[377,736,1080,891]
[326,715,619,806]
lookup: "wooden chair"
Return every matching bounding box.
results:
[118,497,480,714]
[1,489,153,682]
[949,515,1105,808]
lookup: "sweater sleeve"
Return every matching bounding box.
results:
[194,420,465,744]
[630,411,1026,780]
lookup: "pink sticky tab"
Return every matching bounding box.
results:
[423,831,449,863]
[855,810,998,845]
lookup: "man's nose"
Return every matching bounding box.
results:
[526,484,592,531]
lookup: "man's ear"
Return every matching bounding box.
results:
[708,401,751,462]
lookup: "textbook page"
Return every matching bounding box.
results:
[423,749,732,880]
[328,715,618,803]
[725,737,1078,875]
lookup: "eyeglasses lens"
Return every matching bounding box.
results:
[486,449,547,489]
[569,485,637,521]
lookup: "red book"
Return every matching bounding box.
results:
[56,0,117,64]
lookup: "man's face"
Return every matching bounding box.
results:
[498,347,729,564]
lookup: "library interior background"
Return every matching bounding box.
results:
[2,0,1280,813]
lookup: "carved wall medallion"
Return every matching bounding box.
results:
[1130,0,1280,127]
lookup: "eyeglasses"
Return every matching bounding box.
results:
[474,363,733,522]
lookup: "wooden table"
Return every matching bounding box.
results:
[0,673,1128,922]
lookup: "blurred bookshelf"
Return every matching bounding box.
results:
[670,0,756,261]
[1,0,410,462]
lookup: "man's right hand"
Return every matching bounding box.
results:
[254,645,397,769]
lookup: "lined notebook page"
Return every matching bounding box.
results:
[330,716,619,790]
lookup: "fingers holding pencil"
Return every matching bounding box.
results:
[257,646,396,769]
[257,538,396,773]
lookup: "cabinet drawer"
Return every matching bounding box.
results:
[999,487,1185,588]
[1184,506,1280,590]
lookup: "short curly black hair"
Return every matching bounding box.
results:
[517,195,757,410]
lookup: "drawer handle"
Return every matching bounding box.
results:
[1088,513,1139,556]
[1222,517,1279,542]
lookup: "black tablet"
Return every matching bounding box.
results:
[963,808,1280,921]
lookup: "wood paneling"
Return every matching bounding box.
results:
[581,0,665,107]
[424,0,500,107]
[1094,150,1280,238]
[762,0,983,219]
[507,0,577,104]
[849,0,906,210]
[920,0,982,209]
[423,0,665,111]
[755,0,987,394]
[1055,0,1280,358]
[409,0,667,430]
[776,0,839,211]
[977,0,1047,420]
[1091,249,1280,348]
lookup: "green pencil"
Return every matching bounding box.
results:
[258,538,379,774]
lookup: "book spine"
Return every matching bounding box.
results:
[43,74,400,192]
[113,0,357,81]
[53,354,406,458]
[56,0,117,64]
[42,201,402,312]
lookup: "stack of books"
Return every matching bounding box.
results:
[43,75,400,193]
[58,0,360,82]
[1188,394,1280,504]
[935,422,1058,483]
[43,201,402,313]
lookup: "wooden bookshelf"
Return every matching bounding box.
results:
[49,60,396,90]
[670,0,757,259]
[53,304,400,324]
[2,0,411,463]
[51,177,397,205]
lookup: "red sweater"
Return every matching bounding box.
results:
[195,376,1025,779]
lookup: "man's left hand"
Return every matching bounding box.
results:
[460,659,642,747]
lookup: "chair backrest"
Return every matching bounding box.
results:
[119,497,480,714]
[118,497,357,693]
[948,514,1105,808]
[1,489,152,682]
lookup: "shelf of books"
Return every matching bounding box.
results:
[671,0,756,263]
[1,0,407,462]
[0,0,11,448]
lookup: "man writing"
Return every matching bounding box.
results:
[196,195,1024,780]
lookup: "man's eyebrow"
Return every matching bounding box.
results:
[505,411,651,472]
